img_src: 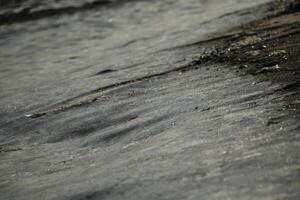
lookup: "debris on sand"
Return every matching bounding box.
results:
[193,1,300,85]
[189,0,300,113]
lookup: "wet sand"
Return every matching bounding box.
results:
[0,0,299,200]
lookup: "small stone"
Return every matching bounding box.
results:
[239,65,248,69]
[269,50,286,57]
[257,64,280,73]
[246,50,260,56]
[25,113,46,118]
[201,107,211,112]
